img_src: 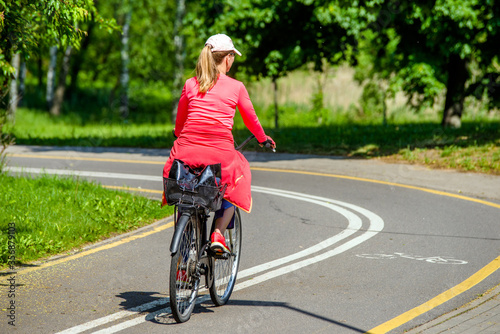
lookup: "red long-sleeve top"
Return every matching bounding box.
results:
[163,74,267,212]
[174,75,267,142]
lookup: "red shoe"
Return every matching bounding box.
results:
[176,269,189,285]
[210,231,230,254]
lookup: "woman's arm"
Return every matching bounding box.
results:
[174,83,189,138]
[237,83,267,143]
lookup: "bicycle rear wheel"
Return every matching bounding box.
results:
[209,208,242,306]
[169,214,199,323]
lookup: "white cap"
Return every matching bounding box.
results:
[205,34,242,56]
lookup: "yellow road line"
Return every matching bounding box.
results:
[11,154,500,331]
[366,255,500,334]
[11,153,500,209]
[250,167,500,209]
[17,221,174,275]
[103,185,163,194]
[8,153,164,165]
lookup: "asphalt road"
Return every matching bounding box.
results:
[2,146,500,334]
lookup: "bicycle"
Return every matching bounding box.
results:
[165,134,268,323]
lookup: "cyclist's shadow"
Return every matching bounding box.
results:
[116,291,217,325]
[116,292,366,331]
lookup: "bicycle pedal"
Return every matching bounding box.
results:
[213,252,230,260]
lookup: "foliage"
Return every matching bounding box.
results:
[0,173,173,266]
[359,80,386,119]
[0,0,116,88]
[185,0,358,80]
[352,0,500,122]
[72,0,176,86]
[0,108,14,172]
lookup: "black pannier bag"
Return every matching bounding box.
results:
[163,159,227,211]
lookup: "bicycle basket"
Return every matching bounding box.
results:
[164,159,226,211]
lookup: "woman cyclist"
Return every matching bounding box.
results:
[163,33,276,254]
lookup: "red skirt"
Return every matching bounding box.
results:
[162,125,252,213]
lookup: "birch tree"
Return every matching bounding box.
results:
[171,0,186,123]
[0,0,116,116]
[46,45,58,110]
[120,9,131,119]
[51,45,72,116]
[7,53,20,123]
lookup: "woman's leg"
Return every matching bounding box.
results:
[211,201,235,253]
[214,206,235,236]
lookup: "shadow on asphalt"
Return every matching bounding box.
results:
[116,291,367,332]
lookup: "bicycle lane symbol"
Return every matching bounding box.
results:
[356,252,468,264]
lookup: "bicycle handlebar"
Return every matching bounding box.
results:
[235,134,276,152]
[235,134,256,151]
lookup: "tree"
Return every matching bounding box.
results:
[65,0,177,120]
[0,0,117,117]
[120,8,131,118]
[46,45,58,109]
[186,0,358,128]
[351,0,500,128]
[51,45,72,116]
[7,52,19,122]
[171,0,186,123]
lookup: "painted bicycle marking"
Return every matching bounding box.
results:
[356,252,468,264]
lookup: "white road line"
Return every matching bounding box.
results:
[235,186,384,291]
[56,188,383,334]
[19,168,384,333]
[55,299,168,334]
[5,167,163,182]
[238,187,362,279]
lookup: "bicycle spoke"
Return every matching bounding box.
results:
[210,209,242,306]
[170,215,199,323]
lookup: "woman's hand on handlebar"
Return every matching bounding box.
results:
[259,136,276,152]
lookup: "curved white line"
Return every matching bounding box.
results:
[234,186,384,291]
[90,187,385,333]
[239,186,363,279]
[27,169,383,334]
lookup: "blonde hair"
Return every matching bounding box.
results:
[196,45,231,93]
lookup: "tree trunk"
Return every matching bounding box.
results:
[69,23,94,98]
[51,45,72,116]
[46,45,58,110]
[8,53,20,124]
[441,55,468,128]
[382,88,387,126]
[171,0,186,124]
[120,10,132,119]
[18,60,26,107]
[37,55,43,89]
[273,77,279,128]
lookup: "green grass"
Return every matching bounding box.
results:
[10,108,175,148]
[9,107,500,174]
[0,173,173,268]
[5,72,497,268]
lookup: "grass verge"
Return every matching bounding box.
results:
[0,173,173,269]
[8,108,500,174]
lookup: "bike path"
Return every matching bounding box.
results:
[243,151,500,333]
[6,145,500,202]
[4,145,500,333]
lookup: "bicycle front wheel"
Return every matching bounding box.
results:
[209,208,242,306]
[169,214,199,323]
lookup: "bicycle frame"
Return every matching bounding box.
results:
[168,134,263,322]
[170,134,257,255]
[170,205,209,254]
